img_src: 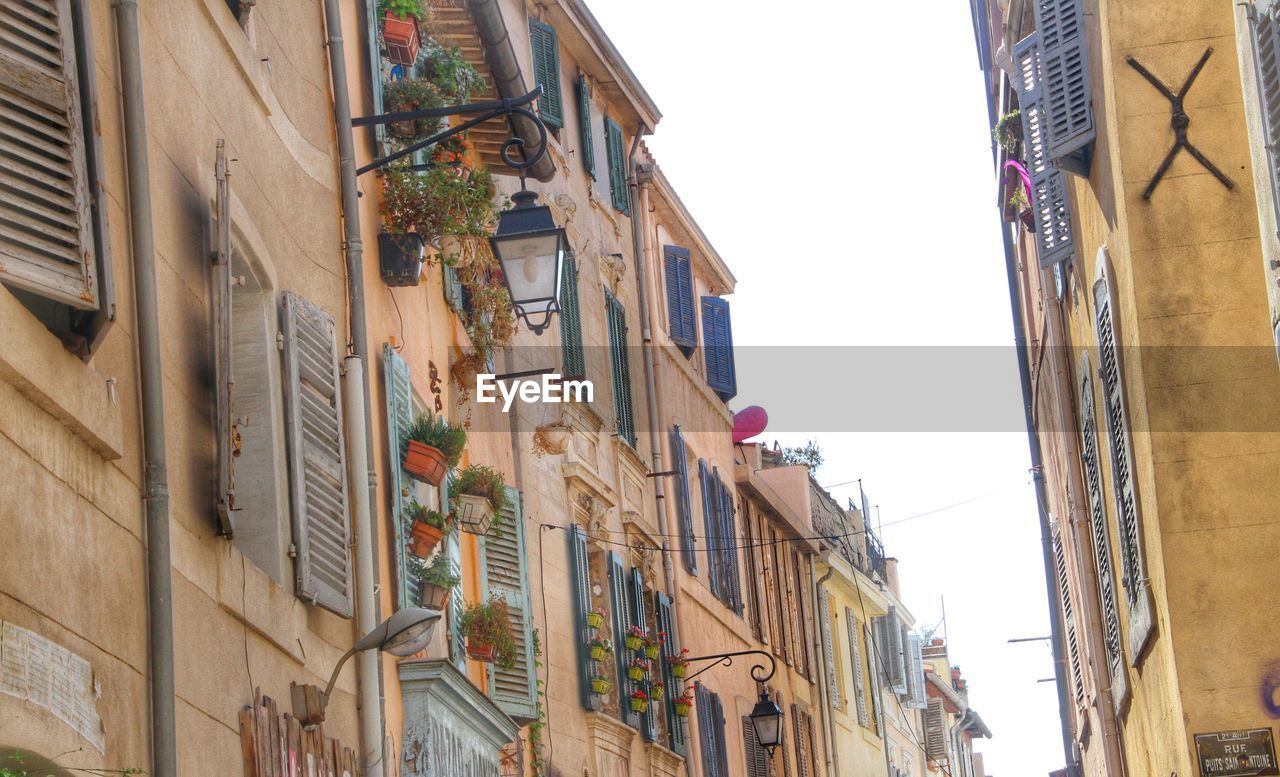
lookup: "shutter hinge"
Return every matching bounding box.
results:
[276,333,285,351]
[288,542,297,558]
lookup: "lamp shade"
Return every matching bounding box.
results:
[354,607,442,657]
[749,692,784,752]
[489,189,565,334]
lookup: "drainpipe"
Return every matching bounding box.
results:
[321,2,382,774]
[811,562,837,777]
[342,356,383,777]
[111,3,174,774]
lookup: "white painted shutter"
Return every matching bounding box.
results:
[0,0,100,308]
[905,633,928,709]
[212,140,235,536]
[924,698,949,762]
[865,622,883,731]
[1053,531,1087,710]
[819,590,839,709]
[1031,0,1094,174]
[1250,1,1280,231]
[444,472,467,673]
[846,609,869,727]
[383,346,419,611]
[280,292,352,617]
[482,487,538,721]
[1015,33,1076,269]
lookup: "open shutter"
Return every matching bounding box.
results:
[696,684,716,777]
[445,473,467,673]
[1249,2,1280,229]
[711,691,728,777]
[791,706,810,777]
[0,0,101,310]
[280,292,352,617]
[604,117,631,215]
[605,290,635,446]
[743,716,769,777]
[629,567,656,741]
[819,590,839,709]
[443,264,464,313]
[560,254,585,378]
[1053,531,1087,710]
[384,345,419,611]
[924,698,948,762]
[700,461,721,596]
[865,622,883,731]
[701,297,737,400]
[905,633,928,709]
[482,487,538,721]
[1015,34,1076,268]
[663,246,696,353]
[671,426,698,574]
[720,480,742,612]
[528,19,563,129]
[212,141,236,536]
[847,609,869,727]
[576,76,595,179]
[655,591,686,755]
[570,525,594,709]
[607,552,634,721]
[1031,0,1094,174]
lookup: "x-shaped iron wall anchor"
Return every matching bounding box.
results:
[1126,47,1235,200]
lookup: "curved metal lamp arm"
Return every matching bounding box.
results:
[322,647,357,702]
[682,650,778,685]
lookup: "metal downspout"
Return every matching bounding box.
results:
[111,3,174,774]
[812,563,837,777]
[321,2,382,774]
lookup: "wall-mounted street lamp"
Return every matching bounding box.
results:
[354,87,567,334]
[292,607,441,725]
[682,649,785,754]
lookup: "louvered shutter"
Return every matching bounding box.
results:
[924,698,948,761]
[696,684,717,777]
[865,622,883,731]
[719,478,742,612]
[0,0,101,309]
[791,706,810,777]
[711,691,728,777]
[604,117,631,215]
[445,473,467,673]
[576,76,595,179]
[212,141,236,536]
[1015,34,1076,268]
[905,633,928,709]
[655,591,686,754]
[1250,2,1280,230]
[701,297,737,400]
[481,487,538,720]
[663,246,696,352]
[1053,532,1086,709]
[671,426,698,574]
[700,461,721,597]
[528,19,563,129]
[875,608,907,693]
[607,552,633,719]
[819,590,839,709]
[847,609,869,727]
[742,716,769,777]
[1031,0,1094,174]
[443,264,464,313]
[559,254,585,378]
[280,292,352,617]
[605,290,636,446]
[384,345,419,611]
[569,525,594,708]
[628,567,656,741]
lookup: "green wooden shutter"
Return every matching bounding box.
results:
[444,472,467,673]
[280,292,352,617]
[819,590,839,710]
[699,460,719,595]
[605,290,635,446]
[663,246,696,353]
[529,19,563,129]
[560,255,585,378]
[655,591,686,755]
[570,525,594,709]
[481,487,538,721]
[629,567,656,741]
[719,478,742,613]
[701,296,737,400]
[671,426,697,574]
[604,117,630,215]
[607,552,633,721]
[696,684,717,777]
[577,75,595,179]
[384,345,419,612]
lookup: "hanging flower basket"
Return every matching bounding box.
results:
[629,692,649,714]
[378,232,424,287]
[586,610,606,630]
[454,493,495,535]
[628,666,647,682]
[466,639,498,663]
[403,439,448,485]
[382,11,422,66]
[644,644,660,660]
[673,699,692,717]
[591,677,613,695]
[668,649,690,678]
[419,581,451,610]
[670,663,688,678]
[590,645,609,661]
[409,520,445,557]
[650,682,665,701]
[625,636,644,651]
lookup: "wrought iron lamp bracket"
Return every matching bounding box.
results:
[682,649,778,685]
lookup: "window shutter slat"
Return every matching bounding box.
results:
[281,292,352,617]
[847,609,869,727]
[1249,4,1280,229]
[924,698,948,761]
[570,525,594,709]
[0,0,99,309]
[559,255,585,378]
[1031,0,1094,174]
[742,716,769,777]
[1014,34,1076,268]
[655,591,686,754]
[820,590,839,709]
[1053,532,1087,709]
[577,76,595,179]
[608,552,632,717]
[604,117,630,215]
[672,426,698,574]
[629,567,656,741]
[212,141,235,536]
[482,487,538,720]
[663,246,696,352]
[699,460,720,595]
[701,297,737,400]
[529,19,562,129]
[605,290,635,446]
[383,345,419,611]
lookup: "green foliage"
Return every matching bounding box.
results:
[414,550,460,589]
[382,77,446,144]
[780,439,824,475]
[993,109,1021,155]
[408,500,451,532]
[528,629,547,777]
[459,597,519,670]
[405,412,467,466]
[379,0,426,20]
[453,464,508,513]
[1008,186,1029,212]
[381,165,498,244]
[421,37,486,103]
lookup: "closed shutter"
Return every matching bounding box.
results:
[212,141,236,536]
[1031,0,1094,174]
[629,568,656,741]
[924,698,948,762]
[655,591,686,755]
[663,246,696,352]
[607,552,633,719]
[865,622,883,733]
[384,345,419,611]
[874,608,906,693]
[700,460,721,596]
[1014,34,1076,269]
[671,426,698,574]
[743,716,769,777]
[710,691,728,777]
[696,684,717,777]
[1249,2,1280,230]
[605,290,635,446]
[559,254,585,378]
[604,117,630,215]
[480,486,537,720]
[570,525,594,709]
[280,292,352,617]
[847,609,869,727]
[445,473,467,673]
[576,76,595,179]
[719,478,742,612]
[0,0,101,309]
[1053,531,1087,709]
[528,19,563,129]
[701,297,737,400]
[820,590,839,709]
[791,706,810,777]
[443,264,464,313]
[905,633,928,709]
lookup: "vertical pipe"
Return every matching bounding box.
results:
[111,2,174,774]
[343,356,383,777]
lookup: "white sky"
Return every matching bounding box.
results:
[585,1,1062,773]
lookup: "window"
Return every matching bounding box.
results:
[569,525,597,709]
[873,607,907,695]
[604,289,636,446]
[695,683,729,777]
[701,296,737,400]
[698,460,741,609]
[604,116,631,215]
[1013,33,1076,269]
[576,75,595,179]
[846,609,871,729]
[529,19,563,129]
[663,246,696,354]
[481,487,539,721]
[559,255,585,378]
[224,0,251,23]
[671,426,698,574]
[1,0,113,355]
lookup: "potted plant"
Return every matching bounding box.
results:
[644,633,664,660]
[415,551,459,610]
[421,37,486,103]
[451,464,508,535]
[672,692,693,717]
[586,608,606,630]
[650,679,665,701]
[1009,187,1035,231]
[993,109,1022,155]
[407,501,451,557]
[589,637,613,662]
[627,657,649,682]
[629,689,649,714]
[591,675,613,695]
[458,598,518,670]
[402,412,466,486]
[380,0,427,65]
[624,625,647,652]
[382,76,445,141]
[532,422,573,457]
[668,648,690,679]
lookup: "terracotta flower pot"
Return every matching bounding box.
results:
[382,11,422,66]
[419,581,451,610]
[630,698,649,714]
[591,677,612,695]
[467,640,497,663]
[673,701,691,717]
[403,439,448,486]
[410,521,444,557]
